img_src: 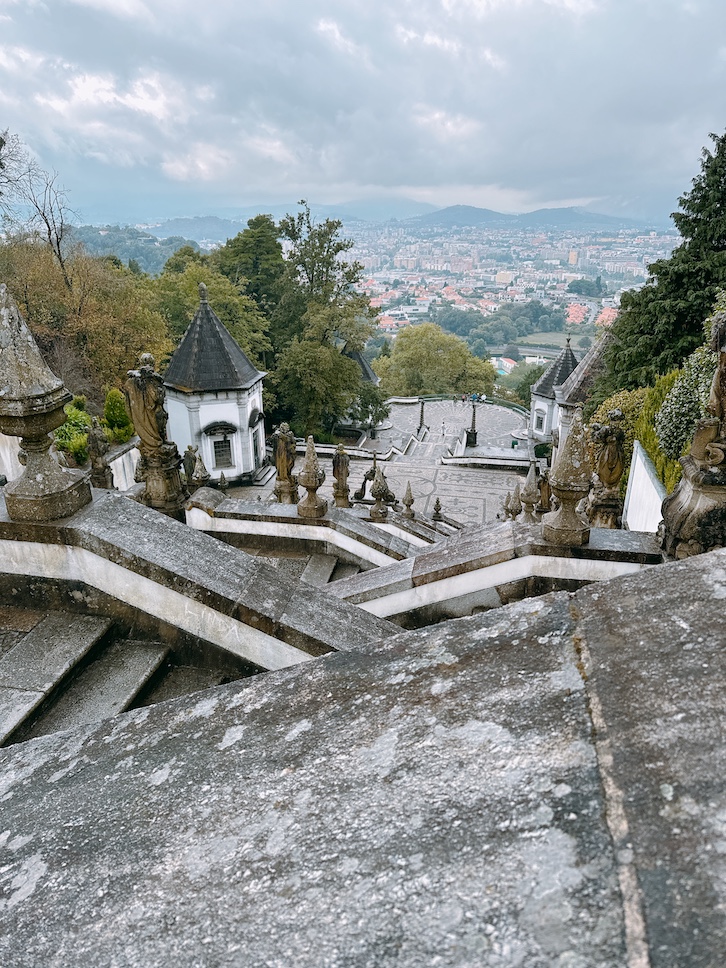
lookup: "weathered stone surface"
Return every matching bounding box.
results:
[0,595,625,968]
[1,547,726,964]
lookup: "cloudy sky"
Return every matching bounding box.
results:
[1,0,726,224]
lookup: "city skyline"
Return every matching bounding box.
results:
[1,1,726,224]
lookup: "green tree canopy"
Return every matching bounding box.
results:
[212,214,284,316]
[601,131,726,392]
[374,323,497,397]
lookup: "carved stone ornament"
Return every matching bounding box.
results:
[297,436,328,519]
[542,408,591,546]
[0,284,92,521]
[332,443,351,508]
[586,408,625,529]
[402,481,415,519]
[520,462,539,524]
[369,465,389,522]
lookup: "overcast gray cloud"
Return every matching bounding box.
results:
[1,0,725,222]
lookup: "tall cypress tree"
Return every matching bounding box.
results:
[602,131,726,392]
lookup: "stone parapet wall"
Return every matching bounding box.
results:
[0,491,395,670]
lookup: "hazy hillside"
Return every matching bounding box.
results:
[71,225,199,275]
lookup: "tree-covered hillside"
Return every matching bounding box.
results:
[71,225,200,275]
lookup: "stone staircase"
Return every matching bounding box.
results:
[0,609,242,747]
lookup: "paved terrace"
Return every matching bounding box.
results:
[234,400,528,527]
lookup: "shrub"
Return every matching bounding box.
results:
[634,372,682,492]
[654,345,716,458]
[104,388,131,430]
[53,404,92,464]
[103,387,134,442]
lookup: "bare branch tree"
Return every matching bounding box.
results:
[15,166,77,290]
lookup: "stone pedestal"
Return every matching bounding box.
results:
[587,485,623,530]
[662,456,726,558]
[135,442,187,522]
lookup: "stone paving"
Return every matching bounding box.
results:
[232,401,528,527]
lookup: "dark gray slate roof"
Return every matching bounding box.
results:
[530,340,579,400]
[163,291,265,393]
[556,330,613,406]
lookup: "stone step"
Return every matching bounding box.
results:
[300,553,338,587]
[138,664,232,707]
[329,560,361,582]
[21,639,170,741]
[0,612,114,745]
[253,465,276,486]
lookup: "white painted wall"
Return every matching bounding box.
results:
[0,432,23,482]
[623,440,666,533]
[166,383,264,482]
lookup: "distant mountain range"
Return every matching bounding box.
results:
[138,203,654,242]
[407,204,646,230]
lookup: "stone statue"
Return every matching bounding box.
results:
[586,409,625,528]
[123,354,168,456]
[123,353,187,519]
[332,443,351,508]
[590,410,625,489]
[87,417,114,489]
[183,444,197,483]
[272,422,299,504]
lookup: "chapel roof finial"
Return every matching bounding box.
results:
[198,282,208,304]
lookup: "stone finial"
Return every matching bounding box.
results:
[369,465,389,522]
[403,481,415,519]
[0,284,92,521]
[432,497,443,521]
[332,443,351,508]
[542,408,591,546]
[297,436,328,518]
[520,462,539,524]
[198,282,209,304]
[502,491,512,519]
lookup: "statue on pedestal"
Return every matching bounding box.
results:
[332,444,351,508]
[586,409,625,529]
[272,423,299,504]
[124,353,187,520]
